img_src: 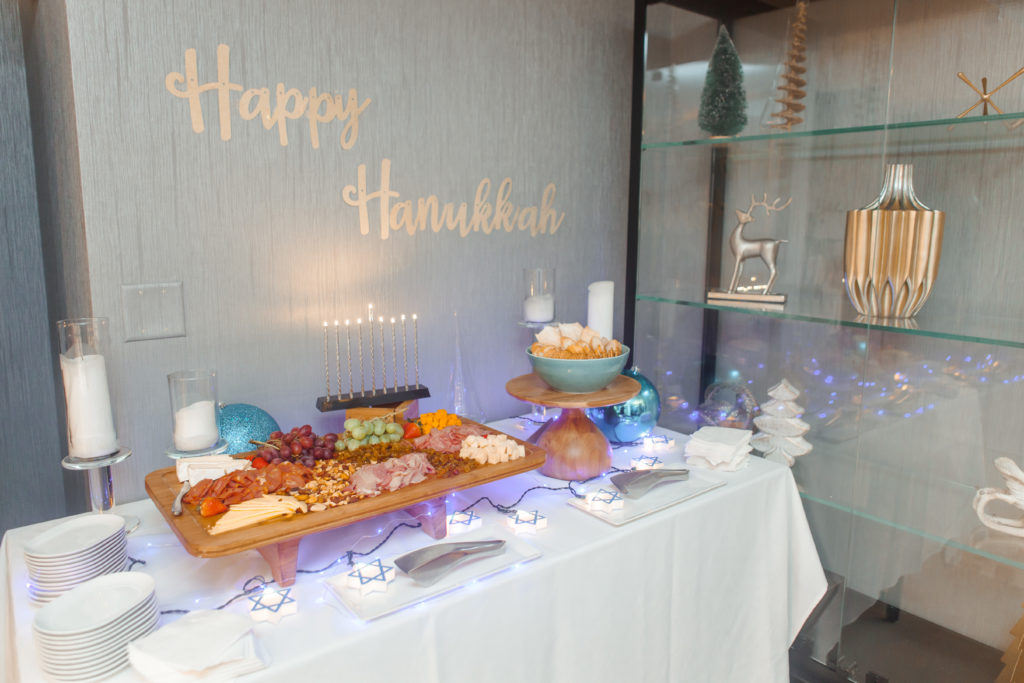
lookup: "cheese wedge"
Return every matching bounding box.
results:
[209,495,308,535]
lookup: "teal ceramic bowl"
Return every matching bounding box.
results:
[526,345,630,394]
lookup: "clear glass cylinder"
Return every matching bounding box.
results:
[523,267,555,322]
[57,317,120,460]
[168,369,220,452]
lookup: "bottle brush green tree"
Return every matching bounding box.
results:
[699,25,748,136]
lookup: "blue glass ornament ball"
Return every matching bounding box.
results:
[217,403,280,455]
[586,367,661,444]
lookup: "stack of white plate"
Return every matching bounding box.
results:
[33,572,158,681]
[23,514,128,603]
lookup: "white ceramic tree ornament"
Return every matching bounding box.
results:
[751,379,812,466]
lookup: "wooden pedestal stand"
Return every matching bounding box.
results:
[506,373,640,480]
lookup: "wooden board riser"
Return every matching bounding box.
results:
[145,420,545,586]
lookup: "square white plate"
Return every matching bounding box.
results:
[325,530,541,621]
[568,470,726,526]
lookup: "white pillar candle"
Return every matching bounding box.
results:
[173,400,218,451]
[60,354,119,459]
[523,294,555,322]
[587,280,615,340]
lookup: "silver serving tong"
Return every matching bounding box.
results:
[610,468,689,499]
[394,540,506,586]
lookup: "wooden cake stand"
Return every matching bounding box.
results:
[506,373,640,480]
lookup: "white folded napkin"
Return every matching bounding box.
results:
[687,426,752,448]
[685,427,753,470]
[128,610,267,682]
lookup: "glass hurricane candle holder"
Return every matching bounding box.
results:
[168,370,222,453]
[57,317,133,516]
[523,268,555,323]
[58,318,120,460]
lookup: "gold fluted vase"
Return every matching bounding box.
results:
[844,164,944,318]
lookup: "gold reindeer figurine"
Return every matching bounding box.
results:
[727,194,793,295]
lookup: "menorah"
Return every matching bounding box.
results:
[316,303,430,413]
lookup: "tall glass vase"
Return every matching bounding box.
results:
[844,164,945,318]
[58,318,120,460]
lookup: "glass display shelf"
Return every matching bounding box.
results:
[801,491,1024,574]
[636,293,1024,350]
[641,111,1024,160]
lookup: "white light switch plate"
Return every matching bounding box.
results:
[121,282,186,341]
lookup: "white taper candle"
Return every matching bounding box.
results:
[368,304,375,394]
[357,318,365,394]
[334,320,341,400]
[390,318,398,392]
[322,322,331,398]
[378,316,386,391]
[413,314,420,386]
[345,320,353,398]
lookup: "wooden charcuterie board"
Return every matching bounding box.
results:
[144,420,545,585]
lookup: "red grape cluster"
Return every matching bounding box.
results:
[256,424,339,468]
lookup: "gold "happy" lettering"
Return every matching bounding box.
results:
[165,44,370,148]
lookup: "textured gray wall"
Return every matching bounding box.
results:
[27,0,634,503]
[0,0,73,536]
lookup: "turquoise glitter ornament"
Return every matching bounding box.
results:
[587,367,661,444]
[217,403,280,455]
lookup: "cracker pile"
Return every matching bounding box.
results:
[529,322,623,359]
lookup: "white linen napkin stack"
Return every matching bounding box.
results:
[128,610,266,682]
[684,426,753,471]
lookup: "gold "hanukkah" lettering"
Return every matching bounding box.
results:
[342,159,564,240]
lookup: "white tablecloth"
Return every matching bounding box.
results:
[2,421,826,682]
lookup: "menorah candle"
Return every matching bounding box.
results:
[322,322,331,398]
[413,314,420,386]
[378,316,386,390]
[401,315,409,388]
[390,318,398,391]
[368,305,376,393]
[334,320,341,400]
[345,320,354,398]
[356,318,365,394]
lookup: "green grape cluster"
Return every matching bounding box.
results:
[336,417,403,452]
